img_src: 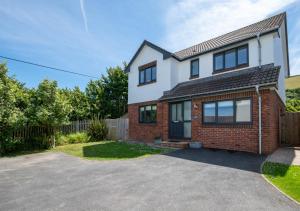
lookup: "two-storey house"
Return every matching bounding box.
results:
[125,12,289,154]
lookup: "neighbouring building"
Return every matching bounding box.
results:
[125,13,289,154]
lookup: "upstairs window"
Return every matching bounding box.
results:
[139,105,157,123]
[139,61,157,85]
[190,59,199,78]
[214,53,224,71]
[237,46,248,65]
[213,44,248,73]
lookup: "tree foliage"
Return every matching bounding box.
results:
[286,88,300,112]
[0,64,28,154]
[26,79,71,127]
[0,63,128,154]
[86,65,128,118]
[61,87,89,121]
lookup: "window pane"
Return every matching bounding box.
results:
[171,104,177,121]
[238,47,248,65]
[150,105,157,122]
[225,50,236,68]
[184,122,191,138]
[139,107,144,122]
[218,101,234,123]
[184,101,191,121]
[145,68,151,82]
[204,103,216,123]
[151,66,156,81]
[139,70,144,84]
[236,99,251,122]
[145,105,152,122]
[177,103,182,121]
[191,60,199,76]
[214,54,223,70]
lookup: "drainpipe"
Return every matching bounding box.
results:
[256,33,262,68]
[255,85,262,155]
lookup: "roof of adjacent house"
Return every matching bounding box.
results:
[160,64,280,101]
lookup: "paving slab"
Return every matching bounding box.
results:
[267,147,300,166]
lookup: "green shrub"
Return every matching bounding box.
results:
[26,136,52,150]
[55,132,88,146]
[87,118,108,141]
[2,138,23,153]
[286,99,300,112]
[1,136,51,155]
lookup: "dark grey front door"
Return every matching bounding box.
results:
[169,101,191,140]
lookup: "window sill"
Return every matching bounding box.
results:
[138,122,157,125]
[202,122,252,128]
[137,80,156,86]
[189,75,199,80]
[213,64,249,74]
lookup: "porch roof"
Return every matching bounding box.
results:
[160,64,280,101]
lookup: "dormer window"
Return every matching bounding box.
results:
[213,44,248,73]
[190,59,199,79]
[138,61,157,85]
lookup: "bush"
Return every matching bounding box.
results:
[87,118,108,141]
[1,136,51,155]
[1,138,23,154]
[55,132,88,146]
[286,99,300,112]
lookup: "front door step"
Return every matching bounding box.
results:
[159,141,189,149]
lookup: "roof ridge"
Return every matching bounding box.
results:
[174,12,285,55]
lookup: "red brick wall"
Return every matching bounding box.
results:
[128,89,284,154]
[128,100,169,142]
[191,90,283,154]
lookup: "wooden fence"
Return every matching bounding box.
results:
[280,112,300,146]
[12,118,129,141]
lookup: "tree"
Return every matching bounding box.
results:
[101,66,128,118]
[26,79,71,128]
[286,99,300,112]
[85,65,128,119]
[0,63,28,154]
[61,87,89,121]
[286,88,300,112]
[86,79,105,118]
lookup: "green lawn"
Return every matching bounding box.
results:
[286,75,300,89]
[51,141,172,160]
[262,162,300,203]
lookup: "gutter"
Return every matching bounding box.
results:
[255,85,262,155]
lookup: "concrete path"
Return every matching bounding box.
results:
[267,147,300,165]
[0,149,299,211]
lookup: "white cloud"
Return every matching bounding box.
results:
[80,0,89,33]
[163,0,295,52]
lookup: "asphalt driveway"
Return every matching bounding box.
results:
[0,149,299,211]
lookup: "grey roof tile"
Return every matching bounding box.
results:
[173,13,285,60]
[160,64,280,101]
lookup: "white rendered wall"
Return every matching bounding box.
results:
[128,45,172,104]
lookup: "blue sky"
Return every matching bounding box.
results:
[0,0,299,90]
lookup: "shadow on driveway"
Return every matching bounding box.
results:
[164,148,266,173]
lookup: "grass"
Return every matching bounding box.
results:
[51,141,172,160]
[262,162,300,203]
[286,75,300,89]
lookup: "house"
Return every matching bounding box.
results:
[125,12,289,154]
